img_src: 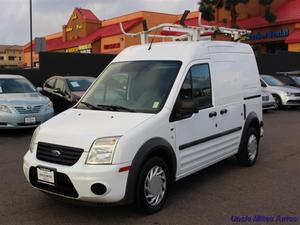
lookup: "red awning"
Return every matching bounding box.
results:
[285,29,300,43]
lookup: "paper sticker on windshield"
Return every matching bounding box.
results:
[70,81,80,87]
[152,101,160,109]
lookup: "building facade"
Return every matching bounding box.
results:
[0,45,23,68]
[23,0,300,67]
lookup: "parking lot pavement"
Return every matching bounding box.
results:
[0,109,299,225]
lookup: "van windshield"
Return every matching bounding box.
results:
[77,61,182,113]
[261,75,285,87]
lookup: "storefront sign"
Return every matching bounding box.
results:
[104,43,121,50]
[249,29,289,41]
[66,44,92,53]
[72,14,77,20]
[66,27,73,32]
[66,47,78,53]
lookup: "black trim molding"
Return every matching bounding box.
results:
[179,126,242,150]
[244,95,261,100]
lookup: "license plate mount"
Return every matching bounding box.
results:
[37,166,56,186]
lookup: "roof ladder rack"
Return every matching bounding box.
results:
[120,12,251,44]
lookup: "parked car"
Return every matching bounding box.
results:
[24,41,263,214]
[276,71,300,87]
[0,75,54,129]
[260,74,300,109]
[261,89,275,111]
[42,76,95,114]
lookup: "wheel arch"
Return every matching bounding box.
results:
[120,137,177,205]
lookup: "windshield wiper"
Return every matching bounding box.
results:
[79,101,105,111]
[97,104,136,112]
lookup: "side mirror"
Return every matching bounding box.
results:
[36,87,43,92]
[176,99,198,116]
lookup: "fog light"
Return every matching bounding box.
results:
[91,183,107,195]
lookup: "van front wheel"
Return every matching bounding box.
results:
[237,127,259,166]
[136,157,169,214]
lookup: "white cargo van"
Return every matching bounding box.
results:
[23,23,263,214]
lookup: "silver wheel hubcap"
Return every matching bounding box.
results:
[248,134,258,161]
[144,166,166,206]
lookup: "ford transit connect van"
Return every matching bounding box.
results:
[23,38,262,213]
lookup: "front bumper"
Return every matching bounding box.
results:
[23,150,130,203]
[282,95,300,106]
[0,110,53,129]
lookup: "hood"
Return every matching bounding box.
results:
[0,93,50,105]
[37,108,154,151]
[271,85,300,93]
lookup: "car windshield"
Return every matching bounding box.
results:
[66,78,95,92]
[0,78,36,94]
[261,75,285,86]
[77,61,182,113]
[291,76,300,85]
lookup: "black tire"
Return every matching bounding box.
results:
[135,157,170,214]
[237,127,259,167]
[273,95,282,109]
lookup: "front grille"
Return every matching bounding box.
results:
[37,142,84,166]
[294,93,300,97]
[262,96,269,101]
[29,167,78,198]
[15,105,42,114]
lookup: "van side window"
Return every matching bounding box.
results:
[190,64,212,109]
[179,64,212,109]
[171,64,212,122]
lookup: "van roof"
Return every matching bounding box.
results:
[114,41,253,63]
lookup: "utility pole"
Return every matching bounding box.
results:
[30,0,33,68]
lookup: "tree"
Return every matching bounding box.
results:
[199,0,277,28]
[259,0,277,23]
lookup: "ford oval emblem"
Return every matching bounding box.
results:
[51,150,61,158]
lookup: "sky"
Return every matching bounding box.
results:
[0,0,200,45]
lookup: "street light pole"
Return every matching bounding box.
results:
[30,0,33,68]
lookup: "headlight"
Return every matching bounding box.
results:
[286,92,294,96]
[29,126,40,153]
[44,101,53,111]
[86,137,120,165]
[0,105,12,113]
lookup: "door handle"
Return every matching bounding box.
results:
[209,111,217,118]
[220,109,228,115]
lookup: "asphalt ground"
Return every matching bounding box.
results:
[0,109,299,225]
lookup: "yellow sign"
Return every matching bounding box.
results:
[71,14,77,20]
[76,24,83,30]
[66,47,78,53]
[78,44,92,51]
[66,27,73,32]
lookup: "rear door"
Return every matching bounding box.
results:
[172,61,222,178]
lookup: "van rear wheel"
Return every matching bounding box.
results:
[136,157,169,214]
[237,127,259,167]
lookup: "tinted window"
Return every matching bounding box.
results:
[0,78,36,94]
[291,76,300,85]
[45,78,55,89]
[179,64,212,109]
[78,61,182,113]
[67,78,94,92]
